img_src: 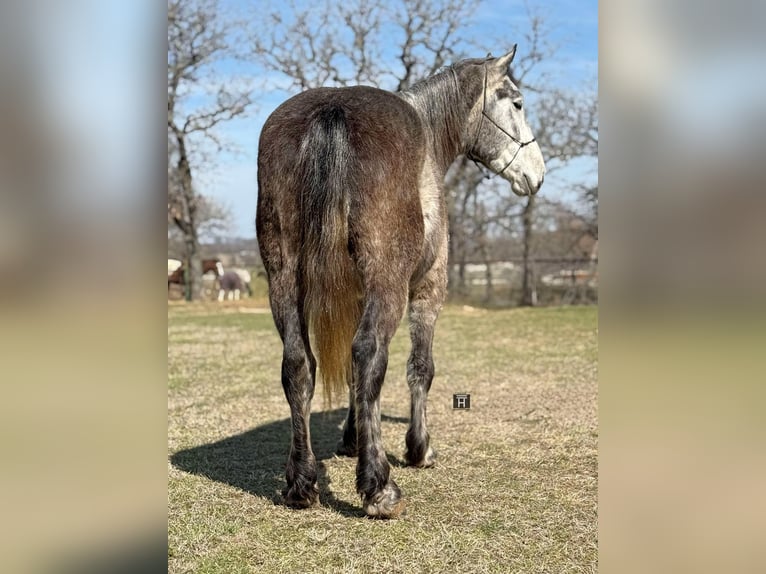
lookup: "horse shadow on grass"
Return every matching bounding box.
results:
[171,408,410,518]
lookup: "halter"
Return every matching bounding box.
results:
[465,62,537,179]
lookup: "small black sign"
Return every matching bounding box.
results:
[453,393,471,409]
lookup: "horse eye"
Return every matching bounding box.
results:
[513,100,523,111]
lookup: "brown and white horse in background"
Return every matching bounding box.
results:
[167,259,224,294]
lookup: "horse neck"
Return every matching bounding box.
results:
[400,71,472,173]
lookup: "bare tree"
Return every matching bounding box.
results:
[533,88,598,168]
[515,86,597,305]
[250,0,479,91]
[168,0,251,300]
[168,194,231,259]
[499,5,597,306]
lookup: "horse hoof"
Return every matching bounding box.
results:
[363,482,406,519]
[282,483,319,509]
[406,446,437,468]
[335,440,358,457]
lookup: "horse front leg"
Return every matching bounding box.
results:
[405,254,447,468]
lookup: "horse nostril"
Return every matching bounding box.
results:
[523,174,533,194]
[524,174,543,194]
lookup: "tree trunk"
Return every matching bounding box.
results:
[478,231,493,305]
[182,234,203,302]
[452,210,468,297]
[447,212,458,293]
[521,195,537,307]
[483,256,493,305]
[170,130,204,301]
[457,254,467,296]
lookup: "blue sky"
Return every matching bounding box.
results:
[187,0,598,238]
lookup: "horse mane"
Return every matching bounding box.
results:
[400,63,478,168]
[401,64,463,113]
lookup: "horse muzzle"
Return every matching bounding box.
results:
[510,171,543,196]
[524,172,544,195]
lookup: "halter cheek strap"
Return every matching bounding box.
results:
[465,63,536,179]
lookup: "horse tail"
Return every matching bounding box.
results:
[299,105,363,406]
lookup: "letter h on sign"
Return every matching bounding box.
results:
[453,393,470,409]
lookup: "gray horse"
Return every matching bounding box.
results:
[256,47,545,518]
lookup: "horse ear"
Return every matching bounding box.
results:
[494,45,517,71]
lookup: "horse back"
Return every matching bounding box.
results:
[260,86,425,187]
[257,86,428,278]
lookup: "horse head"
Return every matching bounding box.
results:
[464,47,546,196]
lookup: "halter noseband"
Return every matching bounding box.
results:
[465,62,536,179]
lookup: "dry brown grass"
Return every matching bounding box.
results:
[168,301,597,573]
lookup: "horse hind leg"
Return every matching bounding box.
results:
[405,254,447,468]
[335,385,358,457]
[270,270,319,508]
[353,288,408,518]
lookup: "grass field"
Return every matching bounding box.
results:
[168,301,597,573]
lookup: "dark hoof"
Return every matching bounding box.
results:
[335,439,358,457]
[405,446,437,468]
[282,482,319,509]
[362,481,406,519]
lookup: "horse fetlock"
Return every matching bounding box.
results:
[409,445,437,468]
[405,428,436,468]
[362,480,405,519]
[282,477,319,509]
[284,459,318,508]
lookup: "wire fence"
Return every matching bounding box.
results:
[448,257,598,307]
